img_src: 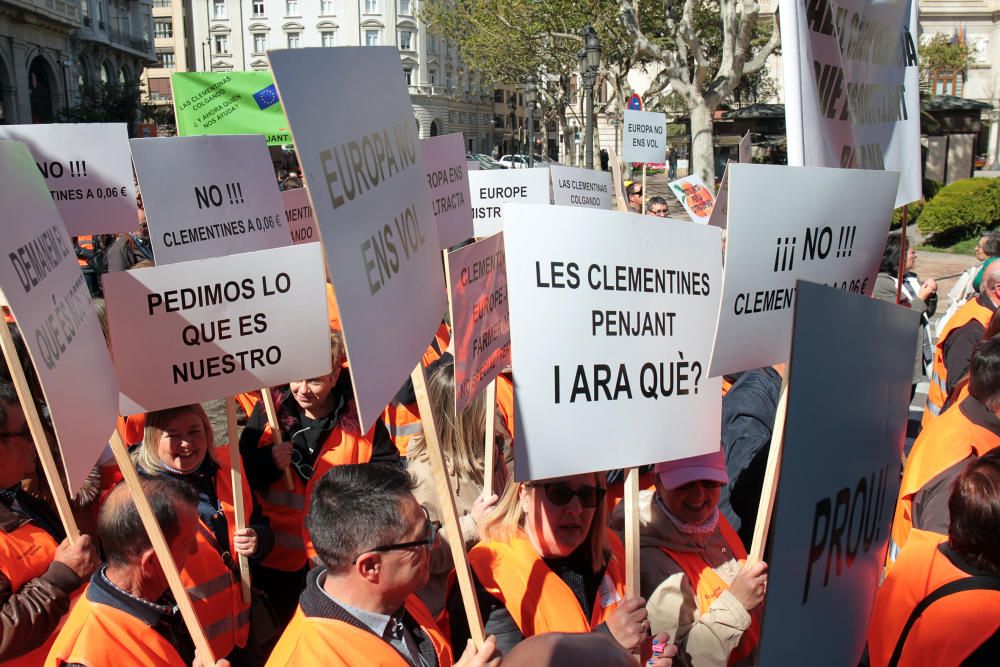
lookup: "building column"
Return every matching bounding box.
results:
[987,110,1000,170]
[11,40,30,123]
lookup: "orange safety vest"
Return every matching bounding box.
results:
[468,529,627,637]
[178,447,252,657]
[922,298,993,426]
[890,399,1000,563]
[46,589,185,666]
[266,595,452,666]
[235,391,262,419]
[867,530,1000,667]
[658,516,760,665]
[76,236,93,268]
[495,373,515,441]
[255,418,375,571]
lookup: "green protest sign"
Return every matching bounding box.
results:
[171,71,291,146]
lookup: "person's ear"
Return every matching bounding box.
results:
[518,483,531,514]
[355,551,382,583]
[138,547,162,581]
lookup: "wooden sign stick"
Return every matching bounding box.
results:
[749,372,791,563]
[623,467,641,599]
[0,321,80,542]
[108,429,215,664]
[482,378,498,495]
[260,389,295,491]
[608,147,628,212]
[411,363,486,647]
[641,165,647,215]
[226,400,252,604]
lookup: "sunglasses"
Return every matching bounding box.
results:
[353,506,440,563]
[290,447,315,480]
[673,480,725,491]
[536,482,606,508]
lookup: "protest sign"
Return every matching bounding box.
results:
[172,71,292,145]
[469,168,550,237]
[707,169,729,229]
[757,281,914,666]
[269,46,447,430]
[549,165,613,210]
[708,164,897,377]
[779,0,920,206]
[103,243,329,415]
[420,133,474,249]
[446,234,510,413]
[739,132,752,164]
[668,175,715,223]
[282,187,317,245]
[623,110,667,164]
[504,203,722,480]
[0,141,119,494]
[0,124,137,236]
[131,135,288,265]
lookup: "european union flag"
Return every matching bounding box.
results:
[253,84,280,110]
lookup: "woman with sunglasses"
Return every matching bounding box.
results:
[611,451,765,667]
[448,473,671,663]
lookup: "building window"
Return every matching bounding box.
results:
[212,0,226,19]
[321,30,335,47]
[152,0,170,7]
[428,36,437,52]
[494,89,503,102]
[252,0,265,16]
[157,51,175,68]
[214,33,229,53]
[253,32,267,52]
[285,0,298,15]
[320,0,334,14]
[148,77,172,100]
[287,31,301,47]
[365,29,379,46]
[399,0,410,13]
[403,67,412,85]
[399,30,412,50]
[931,71,963,97]
[153,20,172,38]
[429,69,437,85]
[446,74,452,89]
[364,0,377,13]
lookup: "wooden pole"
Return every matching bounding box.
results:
[108,429,215,664]
[0,321,80,542]
[260,389,295,491]
[749,373,790,563]
[483,378,498,495]
[226,400,252,604]
[411,363,486,646]
[608,148,628,212]
[896,207,909,305]
[641,165,647,215]
[623,467,641,599]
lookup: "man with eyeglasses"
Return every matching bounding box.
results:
[267,463,501,666]
[646,197,669,218]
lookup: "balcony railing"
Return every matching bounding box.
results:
[109,26,153,54]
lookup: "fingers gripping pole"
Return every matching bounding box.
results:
[227,400,252,604]
[260,389,295,491]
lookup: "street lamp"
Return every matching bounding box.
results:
[578,24,602,170]
[525,75,537,167]
[508,96,517,157]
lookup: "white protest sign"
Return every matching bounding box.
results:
[707,169,729,229]
[0,124,137,236]
[469,168,550,237]
[420,133,474,249]
[623,110,667,164]
[709,164,897,377]
[738,132,752,164]
[779,0,920,206]
[282,187,318,245]
[758,281,914,667]
[668,175,715,223]
[447,234,510,413]
[549,165,613,210]
[103,243,329,415]
[466,161,480,171]
[269,46,446,430]
[0,141,119,494]
[504,203,722,480]
[130,135,288,265]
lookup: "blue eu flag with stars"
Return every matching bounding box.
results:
[253,84,279,110]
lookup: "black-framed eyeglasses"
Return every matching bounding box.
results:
[352,506,440,563]
[649,208,668,216]
[535,482,605,508]
[290,447,315,480]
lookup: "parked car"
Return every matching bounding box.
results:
[498,154,531,169]
[471,154,507,170]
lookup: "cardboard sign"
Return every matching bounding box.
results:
[708,169,729,229]
[503,203,722,480]
[172,71,292,145]
[668,175,715,223]
[447,234,510,413]
[623,110,667,164]
[709,164,898,377]
[131,135,288,265]
[0,124,137,236]
[757,281,915,666]
[549,165,613,210]
[282,187,317,245]
[420,134,474,249]
[103,243,329,415]
[779,0,920,206]
[0,141,119,494]
[739,132,752,164]
[269,46,447,430]
[469,168,550,237]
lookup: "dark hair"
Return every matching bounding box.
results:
[283,176,302,189]
[648,196,668,207]
[98,477,198,566]
[307,463,415,573]
[982,232,1000,258]
[0,381,17,427]
[968,339,1000,410]
[948,449,1000,574]
[879,233,911,277]
[625,182,642,196]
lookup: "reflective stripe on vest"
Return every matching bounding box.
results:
[264,489,306,511]
[922,298,993,426]
[187,571,233,601]
[386,418,422,439]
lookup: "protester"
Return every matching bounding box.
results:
[239,330,400,625]
[890,338,1000,563]
[611,451,763,666]
[0,382,99,665]
[868,450,1000,666]
[941,309,1000,413]
[265,463,501,666]
[624,181,643,214]
[133,404,275,662]
[106,207,154,272]
[647,197,669,217]
[972,232,1000,293]
[667,147,678,180]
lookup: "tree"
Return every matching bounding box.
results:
[619,0,779,186]
[918,33,974,94]
[58,81,142,135]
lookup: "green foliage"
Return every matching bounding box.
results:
[917,178,1000,243]
[58,82,141,133]
[923,178,942,201]
[919,34,975,87]
[890,201,924,229]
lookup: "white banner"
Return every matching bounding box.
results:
[549,165,613,210]
[0,141,119,494]
[668,175,715,223]
[739,132,752,164]
[282,187,317,245]
[780,0,920,206]
[504,203,722,481]
[269,47,447,429]
[421,133,474,249]
[469,168,550,237]
[103,243,330,415]
[623,110,667,164]
[0,124,137,236]
[447,234,510,414]
[758,281,915,667]
[131,135,288,264]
